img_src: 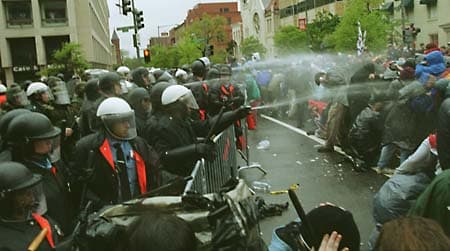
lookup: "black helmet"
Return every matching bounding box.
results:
[85,78,100,101]
[128,87,150,111]
[150,81,174,113]
[218,64,232,77]
[6,112,61,143]
[131,67,150,87]
[152,69,165,80]
[206,67,220,80]
[99,72,121,94]
[6,84,29,107]
[0,109,32,137]
[156,71,174,83]
[191,60,206,78]
[0,161,41,199]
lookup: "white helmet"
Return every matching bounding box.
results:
[97,97,137,140]
[161,85,199,109]
[116,66,131,76]
[175,69,187,79]
[26,82,50,97]
[0,84,7,94]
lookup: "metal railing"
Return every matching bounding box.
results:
[184,125,238,195]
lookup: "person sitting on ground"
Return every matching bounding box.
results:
[374,216,450,251]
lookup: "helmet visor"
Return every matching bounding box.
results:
[51,81,71,105]
[31,182,47,215]
[180,90,199,110]
[101,111,137,140]
[48,136,61,163]
[15,90,30,106]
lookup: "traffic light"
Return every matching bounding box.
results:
[135,10,144,30]
[209,45,214,56]
[143,49,150,63]
[121,0,131,16]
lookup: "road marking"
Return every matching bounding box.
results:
[261,114,390,177]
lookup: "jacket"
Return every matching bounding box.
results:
[437,98,450,170]
[72,131,159,208]
[415,51,446,78]
[0,215,60,251]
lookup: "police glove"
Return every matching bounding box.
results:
[235,105,252,120]
[195,141,217,161]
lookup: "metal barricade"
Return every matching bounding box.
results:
[184,125,238,195]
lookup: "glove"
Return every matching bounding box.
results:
[195,141,217,161]
[235,105,252,120]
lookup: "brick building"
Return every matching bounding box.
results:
[170,2,242,56]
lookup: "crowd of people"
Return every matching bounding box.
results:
[0,40,450,250]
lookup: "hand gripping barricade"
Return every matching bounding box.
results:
[81,179,266,251]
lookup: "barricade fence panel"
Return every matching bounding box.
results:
[185,124,238,194]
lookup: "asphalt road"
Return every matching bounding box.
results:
[239,116,388,251]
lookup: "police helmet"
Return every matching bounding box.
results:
[0,161,42,199]
[161,85,199,110]
[191,60,206,78]
[0,109,31,137]
[97,97,137,140]
[6,112,61,143]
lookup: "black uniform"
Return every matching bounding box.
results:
[0,216,60,251]
[72,130,160,209]
[21,158,74,234]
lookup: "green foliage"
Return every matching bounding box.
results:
[240,36,267,58]
[331,0,390,52]
[210,48,227,64]
[122,57,144,69]
[308,10,340,51]
[274,25,309,55]
[149,45,179,68]
[40,42,90,76]
[187,13,226,50]
[176,37,203,66]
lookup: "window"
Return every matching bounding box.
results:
[224,8,229,13]
[4,0,33,27]
[41,0,67,25]
[427,4,437,19]
[429,33,438,46]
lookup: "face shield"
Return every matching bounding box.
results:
[48,136,61,163]
[101,111,137,140]
[51,81,70,105]
[179,90,199,110]
[15,90,30,106]
[120,80,129,94]
[30,182,47,215]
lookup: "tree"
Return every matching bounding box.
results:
[240,36,267,59]
[274,25,309,55]
[186,14,226,56]
[331,0,390,52]
[41,42,90,76]
[175,37,202,66]
[149,45,179,68]
[308,10,340,51]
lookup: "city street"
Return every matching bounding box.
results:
[239,115,388,250]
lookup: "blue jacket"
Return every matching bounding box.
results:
[415,51,446,78]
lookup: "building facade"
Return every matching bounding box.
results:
[0,0,112,84]
[393,0,450,48]
[169,2,242,58]
[111,30,121,65]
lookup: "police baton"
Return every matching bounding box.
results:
[288,189,318,248]
[27,228,48,251]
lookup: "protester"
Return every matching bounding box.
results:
[374,216,450,251]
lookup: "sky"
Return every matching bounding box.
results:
[107,0,238,58]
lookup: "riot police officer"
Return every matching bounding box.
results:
[72,97,160,210]
[146,85,250,184]
[127,87,151,137]
[26,82,55,121]
[0,84,30,112]
[6,112,74,234]
[0,161,62,251]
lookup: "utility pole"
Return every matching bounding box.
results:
[131,0,140,59]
